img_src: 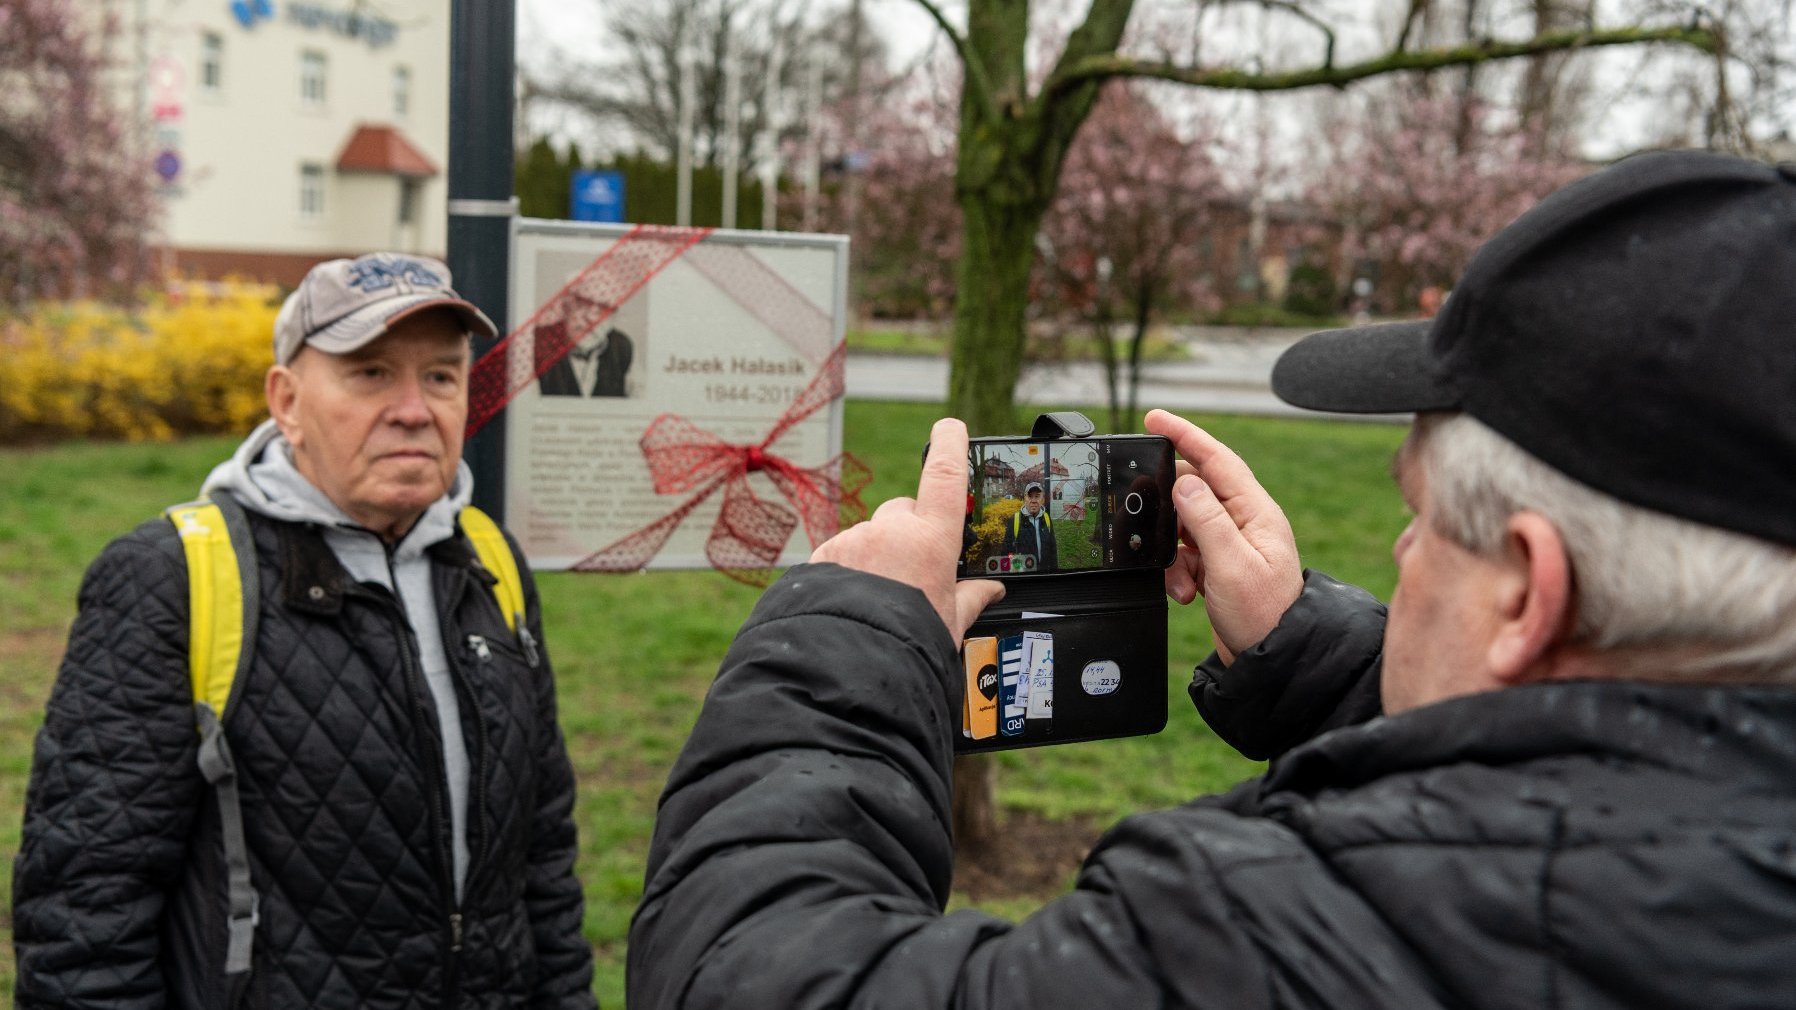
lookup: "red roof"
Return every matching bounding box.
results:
[335,124,438,178]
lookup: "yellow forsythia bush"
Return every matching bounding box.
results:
[967,497,1023,564]
[0,279,278,443]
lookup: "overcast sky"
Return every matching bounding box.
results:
[514,0,945,153]
[516,0,942,72]
[511,1,1790,167]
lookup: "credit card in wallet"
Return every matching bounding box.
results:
[962,637,999,740]
[1023,630,1053,722]
[999,634,1026,737]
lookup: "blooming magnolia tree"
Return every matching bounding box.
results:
[1039,83,1232,432]
[792,56,962,320]
[1308,88,1585,311]
[0,0,156,305]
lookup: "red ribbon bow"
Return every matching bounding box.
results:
[574,344,871,585]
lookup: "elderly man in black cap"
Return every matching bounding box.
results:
[628,150,1796,1008]
[15,254,597,1010]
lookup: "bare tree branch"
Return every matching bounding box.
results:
[1046,24,1721,97]
[1266,0,1337,67]
[1206,0,1339,68]
[1395,0,1430,53]
[909,0,1000,125]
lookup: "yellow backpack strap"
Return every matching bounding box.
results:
[164,490,260,980]
[459,505,525,635]
[165,499,247,715]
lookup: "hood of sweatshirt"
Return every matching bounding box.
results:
[200,418,472,559]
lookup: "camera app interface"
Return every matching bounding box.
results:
[960,437,1175,577]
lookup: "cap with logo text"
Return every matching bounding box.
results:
[273,253,497,365]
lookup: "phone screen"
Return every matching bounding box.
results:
[958,435,1177,577]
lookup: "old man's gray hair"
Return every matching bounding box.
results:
[1412,411,1796,683]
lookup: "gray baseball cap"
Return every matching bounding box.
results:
[273,253,498,365]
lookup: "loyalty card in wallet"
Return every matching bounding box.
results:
[962,637,999,740]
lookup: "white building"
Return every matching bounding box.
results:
[95,0,451,285]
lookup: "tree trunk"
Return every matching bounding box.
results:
[940,0,1127,861]
[951,758,999,853]
[1096,295,1122,433]
[948,194,1046,437]
[1125,277,1154,427]
[945,190,1047,855]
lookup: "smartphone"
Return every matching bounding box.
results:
[957,435,1176,578]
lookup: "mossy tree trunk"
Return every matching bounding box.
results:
[943,0,1130,853]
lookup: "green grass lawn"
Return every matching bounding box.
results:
[0,400,1407,1006]
[1051,502,1102,570]
[848,325,1190,362]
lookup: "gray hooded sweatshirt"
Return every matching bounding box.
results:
[203,419,473,898]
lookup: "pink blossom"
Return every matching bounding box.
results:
[1,0,157,305]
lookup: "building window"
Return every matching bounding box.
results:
[398,179,420,225]
[393,65,411,119]
[200,33,224,92]
[300,163,325,218]
[300,51,327,107]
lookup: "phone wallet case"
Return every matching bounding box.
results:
[955,567,1168,754]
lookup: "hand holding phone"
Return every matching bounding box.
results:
[1143,409,1302,663]
[937,422,1176,752]
[810,418,1005,641]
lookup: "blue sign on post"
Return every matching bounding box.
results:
[155,150,183,182]
[570,170,626,223]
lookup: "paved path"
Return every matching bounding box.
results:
[845,325,1406,423]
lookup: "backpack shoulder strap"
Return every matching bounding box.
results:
[459,505,525,634]
[165,491,258,716]
[163,489,259,981]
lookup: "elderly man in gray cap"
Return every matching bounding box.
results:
[629,150,1796,1008]
[15,254,597,1010]
[998,479,1058,572]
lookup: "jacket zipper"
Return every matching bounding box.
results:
[457,632,494,878]
[372,555,463,1009]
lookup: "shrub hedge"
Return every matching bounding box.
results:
[0,281,277,443]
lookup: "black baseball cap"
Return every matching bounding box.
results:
[1271,150,1796,546]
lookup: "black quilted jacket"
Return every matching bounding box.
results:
[14,511,596,1010]
[629,564,1796,1009]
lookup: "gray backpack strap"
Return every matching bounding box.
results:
[195,703,257,974]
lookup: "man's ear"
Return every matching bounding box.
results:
[266,364,303,448]
[1487,511,1573,683]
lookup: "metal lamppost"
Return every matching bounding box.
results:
[447,0,516,518]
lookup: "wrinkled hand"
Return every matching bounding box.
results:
[1145,409,1303,664]
[811,418,1005,641]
